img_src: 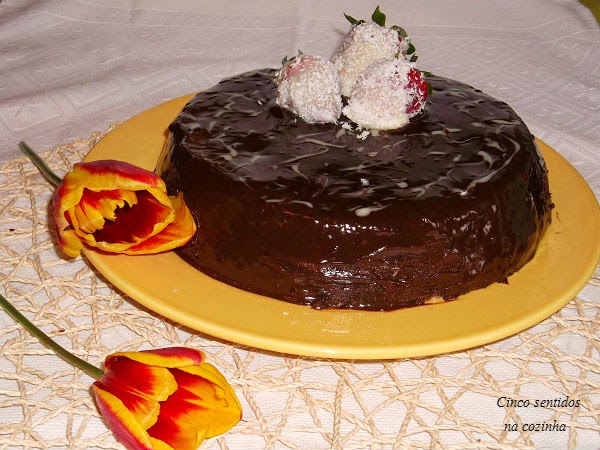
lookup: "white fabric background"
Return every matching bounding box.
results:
[0,1,598,449]
[1,0,598,199]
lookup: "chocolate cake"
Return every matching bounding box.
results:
[157,68,553,310]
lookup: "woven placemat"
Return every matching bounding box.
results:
[0,132,598,449]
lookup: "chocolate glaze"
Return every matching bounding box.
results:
[158,69,553,310]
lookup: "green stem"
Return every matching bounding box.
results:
[0,291,103,379]
[18,141,62,188]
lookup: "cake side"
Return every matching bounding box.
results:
[157,69,553,310]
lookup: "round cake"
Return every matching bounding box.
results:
[157,68,553,310]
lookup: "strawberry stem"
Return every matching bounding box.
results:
[18,141,62,188]
[0,291,104,379]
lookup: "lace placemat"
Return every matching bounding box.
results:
[0,133,598,449]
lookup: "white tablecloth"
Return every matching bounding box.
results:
[1,1,599,449]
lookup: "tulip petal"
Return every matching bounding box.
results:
[72,193,106,234]
[106,347,205,369]
[91,189,173,244]
[53,182,84,258]
[124,193,197,255]
[73,160,166,192]
[56,228,84,258]
[149,438,175,450]
[177,363,242,435]
[92,385,162,450]
[146,363,242,448]
[97,358,177,429]
[72,189,138,234]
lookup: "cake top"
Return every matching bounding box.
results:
[169,70,536,217]
[275,7,428,130]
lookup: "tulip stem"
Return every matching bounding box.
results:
[18,141,62,188]
[0,291,104,379]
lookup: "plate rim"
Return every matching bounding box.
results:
[82,94,600,360]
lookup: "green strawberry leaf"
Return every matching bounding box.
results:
[280,50,303,67]
[371,6,386,26]
[344,13,363,25]
[390,25,408,38]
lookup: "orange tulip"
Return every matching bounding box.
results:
[92,347,242,450]
[12,144,240,448]
[53,160,196,257]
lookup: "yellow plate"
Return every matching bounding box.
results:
[83,95,600,360]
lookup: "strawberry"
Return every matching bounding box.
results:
[344,58,426,130]
[275,54,342,124]
[405,68,428,116]
[277,53,311,83]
